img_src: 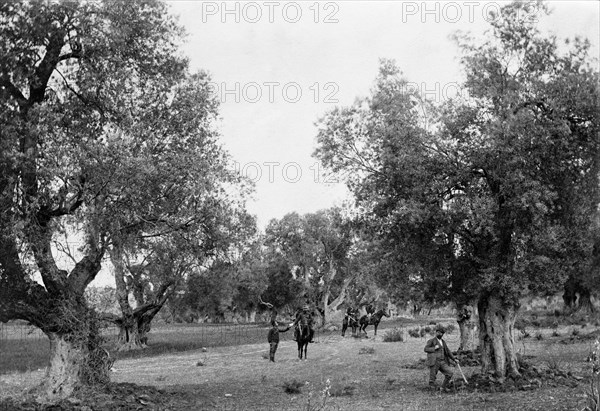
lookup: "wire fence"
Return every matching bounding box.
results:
[0,320,334,350]
[0,318,464,346]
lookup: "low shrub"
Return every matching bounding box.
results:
[329,383,356,397]
[283,379,304,394]
[382,328,404,342]
[359,346,375,355]
[547,357,563,372]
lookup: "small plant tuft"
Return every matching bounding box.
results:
[359,346,375,355]
[382,328,405,342]
[408,328,420,338]
[283,379,304,394]
[329,382,355,397]
[547,357,563,373]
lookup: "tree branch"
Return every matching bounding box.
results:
[0,76,27,109]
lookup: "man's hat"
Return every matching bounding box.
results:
[435,324,446,334]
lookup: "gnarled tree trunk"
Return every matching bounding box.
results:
[478,294,520,379]
[42,326,110,401]
[42,334,87,400]
[116,317,144,350]
[115,303,168,350]
[109,244,177,351]
[457,304,477,352]
[321,276,352,327]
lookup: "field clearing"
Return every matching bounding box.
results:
[0,320,595,410]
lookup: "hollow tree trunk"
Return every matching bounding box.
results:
[478,294,520,379]
[457,304,477,352]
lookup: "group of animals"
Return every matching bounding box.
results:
[261,297,390,361]
[295,306,390,360]
[341,307,389,338]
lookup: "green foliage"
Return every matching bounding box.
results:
[0,0,253,395]
[260,257,304,312]
[263,208,354,315]
[314,2,599,313]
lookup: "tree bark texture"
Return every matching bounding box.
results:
[457,304,477,352]
[478,294,520,378]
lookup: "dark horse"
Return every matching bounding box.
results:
[341,310,359,337]
[296,323,310,360]
[359,309,389,336]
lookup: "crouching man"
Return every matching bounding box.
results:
[424,325,458,391]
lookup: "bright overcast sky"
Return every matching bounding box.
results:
[167,1,599,229]
[81,1,598,287]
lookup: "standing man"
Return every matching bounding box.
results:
[267,320,291,362]
[424,325,458,391]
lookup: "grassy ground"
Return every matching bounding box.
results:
[0,316,437,373]
[0,316,595,410]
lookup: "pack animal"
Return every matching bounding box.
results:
[359,309,389,336]
[295,322,311,360]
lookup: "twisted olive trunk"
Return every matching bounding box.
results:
[478,294,520,379]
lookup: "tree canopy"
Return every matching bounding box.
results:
[314,2,599,377]
[0,0,252,399]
